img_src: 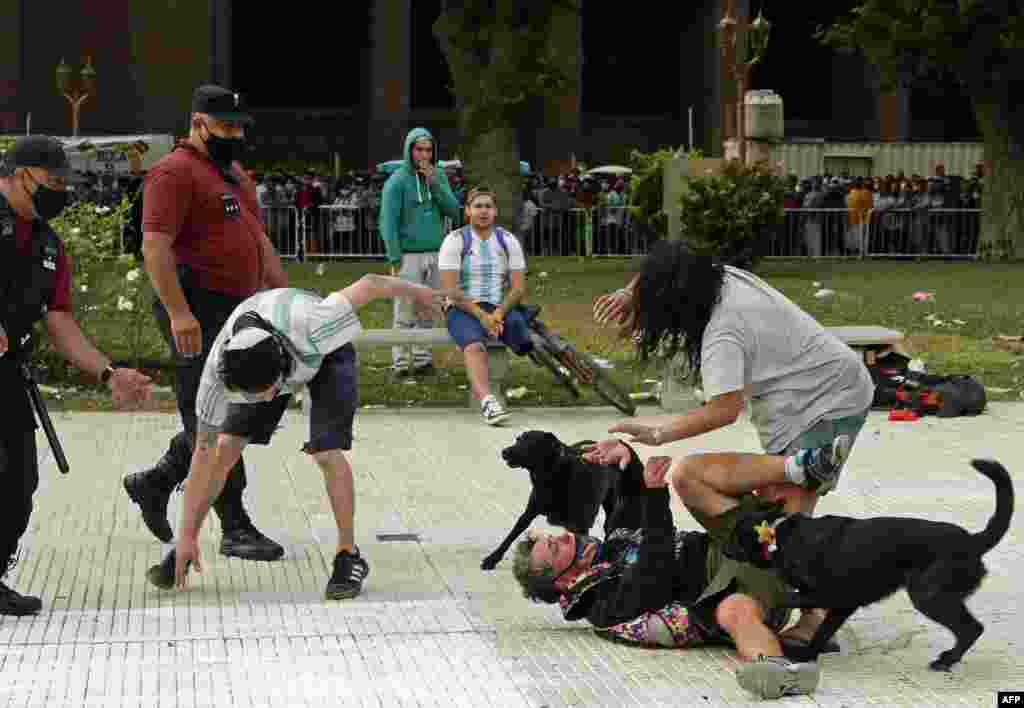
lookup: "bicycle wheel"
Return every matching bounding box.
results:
[565,348,637,416]
[528,337,581,399]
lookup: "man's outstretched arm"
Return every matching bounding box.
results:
[338,273,469,312]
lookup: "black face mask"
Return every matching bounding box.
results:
[201,123,246,166]
[25,174,68,222]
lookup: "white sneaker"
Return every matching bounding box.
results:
[736,655,820,699]
[480,395,510,426]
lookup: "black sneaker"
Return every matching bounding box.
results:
[123,468,174,543]
[220,525,285,561]
[0,583,42,616]
[325,548,370,600]
[802,435,852,495]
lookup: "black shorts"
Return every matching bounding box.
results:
[220,344,358,454]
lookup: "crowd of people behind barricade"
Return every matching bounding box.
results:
[59,157,987,261]
[251,164,641,258]
[778,162,986,258]
[63,170,144,210]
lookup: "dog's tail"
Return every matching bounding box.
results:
[971,459,1014,555]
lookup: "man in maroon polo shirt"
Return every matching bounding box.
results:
[123,85,290,561]
[0,135,151,614]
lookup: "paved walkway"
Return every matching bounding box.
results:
[1,404,1021,707]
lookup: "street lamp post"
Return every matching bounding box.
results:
[718,2,770,163]
[56,57,97,138]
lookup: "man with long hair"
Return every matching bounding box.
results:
[589,240,873,694]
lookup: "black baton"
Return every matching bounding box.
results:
[21,362,70,475]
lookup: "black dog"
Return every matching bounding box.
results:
[481,430,621,570]
[723,459,1013,671]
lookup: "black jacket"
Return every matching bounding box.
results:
[0,194,61,430]
[560,445,709,629]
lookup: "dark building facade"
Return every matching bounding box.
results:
[1,0,977,172]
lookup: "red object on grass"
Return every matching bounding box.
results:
[889,409,920,422]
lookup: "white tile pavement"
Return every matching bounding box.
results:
[0,406,1020,707]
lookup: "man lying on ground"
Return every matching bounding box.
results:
[513,437,849,700]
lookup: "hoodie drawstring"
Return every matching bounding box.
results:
[414,173,433,205]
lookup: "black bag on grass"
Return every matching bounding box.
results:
[897,372,987,418]
[867,352,987,417]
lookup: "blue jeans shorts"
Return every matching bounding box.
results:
[220,343,358,454]
[446,303,533,355]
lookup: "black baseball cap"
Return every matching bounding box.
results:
[191,85,254,125]
[4,135,71,178]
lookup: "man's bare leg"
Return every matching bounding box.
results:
[715,593,783,661]
[671,452,820,519]
[313,449,355,554]
[463,343,491,402]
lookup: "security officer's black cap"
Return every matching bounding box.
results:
[4,135,71,178]
[192,85,254,125]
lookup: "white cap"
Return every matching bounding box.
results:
[225,328,273,352]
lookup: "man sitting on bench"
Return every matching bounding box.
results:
[438,187,532,426]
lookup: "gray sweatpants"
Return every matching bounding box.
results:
[392,251,440,369]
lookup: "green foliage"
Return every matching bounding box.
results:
[820,1,1024,92]
[37,199,155,378]
[49,199,133,331]
[677,160,786,269]
[433,0,580,136]
[627,146,703,238]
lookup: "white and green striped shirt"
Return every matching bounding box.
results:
[196,288,362,429]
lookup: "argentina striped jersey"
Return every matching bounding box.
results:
[196,288,362,429]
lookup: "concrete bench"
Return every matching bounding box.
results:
[827,325,906,366]
[659,325,906,411]
[354,325,906,412]
[351,328,510,408]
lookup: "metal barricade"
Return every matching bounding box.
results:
[304,205,387,259]
[522,208,593,256]
[590,206,648,256]
[774,209,865,258]
[865,208,980,258]
[260,205,301,259]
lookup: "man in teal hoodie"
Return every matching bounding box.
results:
[379,128,462,374]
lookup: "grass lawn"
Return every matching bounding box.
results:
[42,257,1024,411]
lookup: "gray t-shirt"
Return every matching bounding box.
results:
[700,267,874,453]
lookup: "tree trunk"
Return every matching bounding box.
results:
[432,1,580,238]
[459,121,522,232]
[972,92,1024,261]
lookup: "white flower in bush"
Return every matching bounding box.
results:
[126,268,141,282]
[70,227,81,236]
[80,285,88,293]
[94,206,111,215]
[117,296,134,312]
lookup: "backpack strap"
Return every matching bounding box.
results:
[461,224,473,261]
[461,225,511,261]
[494,227,510,259]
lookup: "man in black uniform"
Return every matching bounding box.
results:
[0,135,151,614]
[122,85,289,561]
